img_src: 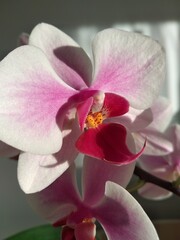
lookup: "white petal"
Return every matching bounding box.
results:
[92,29,165,110]
[0,46,76,154]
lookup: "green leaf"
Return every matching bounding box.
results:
[5,224,61,240]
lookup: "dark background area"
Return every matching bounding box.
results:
[1,0,180,55]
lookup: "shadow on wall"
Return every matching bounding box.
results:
[1,0,180,54]
[0,158,45,239]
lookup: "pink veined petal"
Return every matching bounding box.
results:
[26,164,81,224]
[166,124,180,153]
[18,117,81,193]
[139,156,177,181]
[93,181,159,240]
[82,156,135,205]
[147,96,173,132]
[76,123,144,165]
[75,222,96,240]
[138,183,172,200]
[0,141,20,158]
[134,129,173,156]
[91,29,165,110]
[138,155,171,172]
[112,107,153,132]
[0,45,77,154]
[138,155,176,199]
[165,124,180,169]
[29,23,92,89]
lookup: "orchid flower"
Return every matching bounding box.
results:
[27,157,159,240]
[138,124,180,200]
[0,23,165,193]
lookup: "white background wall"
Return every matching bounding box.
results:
[0,0,180,239]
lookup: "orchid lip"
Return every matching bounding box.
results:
[75,92,143,165]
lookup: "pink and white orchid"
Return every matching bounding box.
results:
[27,157,159,240]
[138,124,180,200]
[0,23,165,193]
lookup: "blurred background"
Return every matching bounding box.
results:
[0,0,180,239]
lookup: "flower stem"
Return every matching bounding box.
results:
[173,176,180,188]
[134,166,180,197]
[127,179,146,193]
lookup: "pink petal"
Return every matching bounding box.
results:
[29,23,92,89]
[164,125,180,170]
[0,46,76,154]
[147,96,173,132]
[138,155,171,172]
[75,222,96,240]
[93,182,159,240]
[135,129,173,156]
[139,155,177,181]
[76,123,143,165]
[113,107,153,132]
[138,183,172,200]
[166,124,180,152]
[26,164,81,224]
[82,156,135,205]
[138,155,175,199]
[18,118,80,193]
[92,29,165,110]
